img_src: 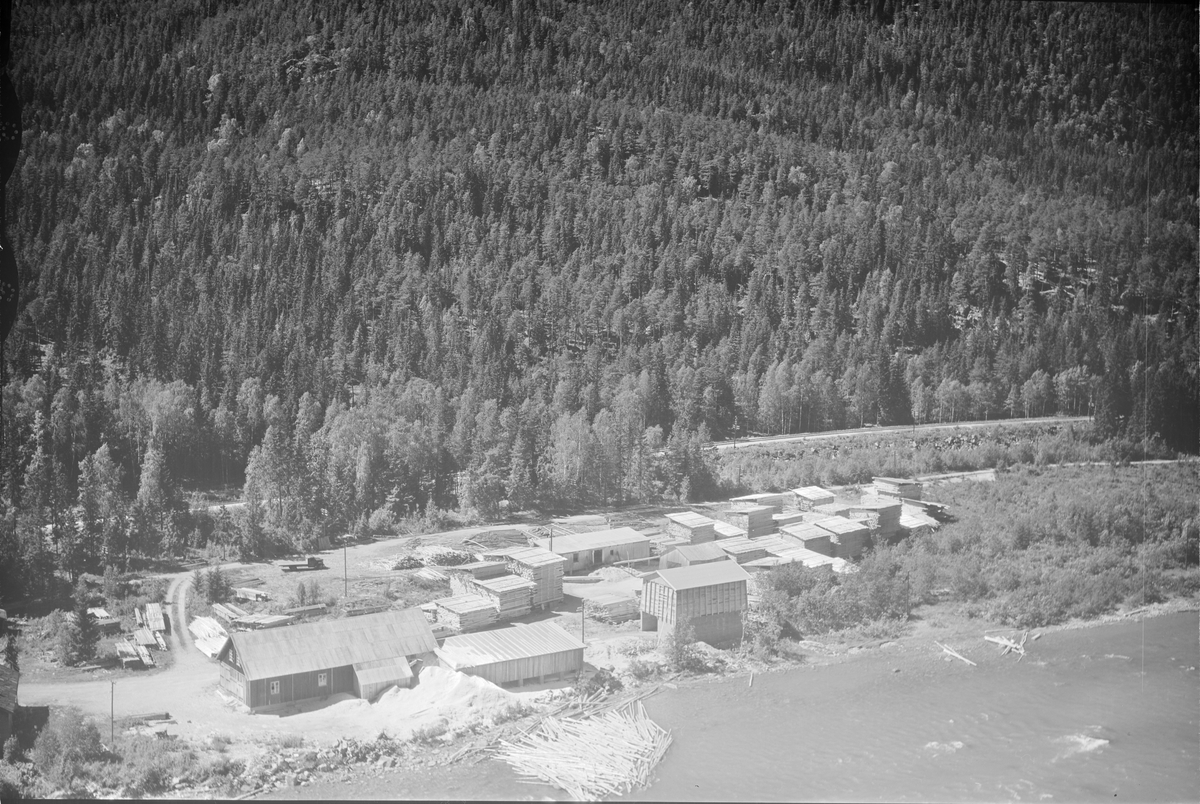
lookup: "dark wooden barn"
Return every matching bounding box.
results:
[216,609,436,711]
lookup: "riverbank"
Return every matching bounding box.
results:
[259,599,1198,802]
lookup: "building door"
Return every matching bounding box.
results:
[592,549,603,566]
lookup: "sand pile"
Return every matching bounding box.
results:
[264,668,539,744]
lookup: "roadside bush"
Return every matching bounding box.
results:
[30,708,107,789]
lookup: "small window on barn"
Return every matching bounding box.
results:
[270,680,280,695]
[572,553,579,562]
[318,672,328,687]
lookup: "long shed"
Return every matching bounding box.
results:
[640,562,750,647]
[532,527,651,572]
[436,621,586,687]
[215,609,436,710]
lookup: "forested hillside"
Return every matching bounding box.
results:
[2,0,1196,596]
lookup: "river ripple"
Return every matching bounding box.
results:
[627,611,1199,803]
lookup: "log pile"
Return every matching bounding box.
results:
[494,702,672,801]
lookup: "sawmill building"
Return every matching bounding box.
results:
[216,609,436,711]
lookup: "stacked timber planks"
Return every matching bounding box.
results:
[471,574,537,620]
[780,522,835,557]
[211,603,240,623]
[729,493,789,515]
[812,516,871,561]
[144,603,166,632]
[484,546,568,608]
[720,504,776,538]
[813,502,851,518]
[714,537,770,564]
[585,592,641,623]
[873,476,923,501]
[712,521,747,540]
[850,496,903,542]
[448,560,508,582]
[793,486,836,510]
[664,512,716,544]
[772,511,807,529]
[434,594,498,632]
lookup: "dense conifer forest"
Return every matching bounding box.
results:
[1,0,1196,597]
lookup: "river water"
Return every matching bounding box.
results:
[269,611,1198,802]
[628,611,1199,803]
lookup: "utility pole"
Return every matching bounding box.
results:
[110,680,114,745]
[343,539,348,599]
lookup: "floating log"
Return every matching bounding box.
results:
[935,641,976,666]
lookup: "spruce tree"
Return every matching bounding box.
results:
[71,577,98,666]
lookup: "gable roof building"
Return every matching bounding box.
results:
[216,609,436,710]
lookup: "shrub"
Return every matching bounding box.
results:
[661,623,709,673]
[410,721,448,743]
[627,658,660,681]
[30,708,106,789]
[276,734,304,749]
[579,667,624,696]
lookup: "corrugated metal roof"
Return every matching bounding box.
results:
[435,594,497,614]
[532,526,650,555]
[644,561,751,591]
[474,575,537,593]
[436,621,586,669]
[224,609,435,681]
[0,665,17,713]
